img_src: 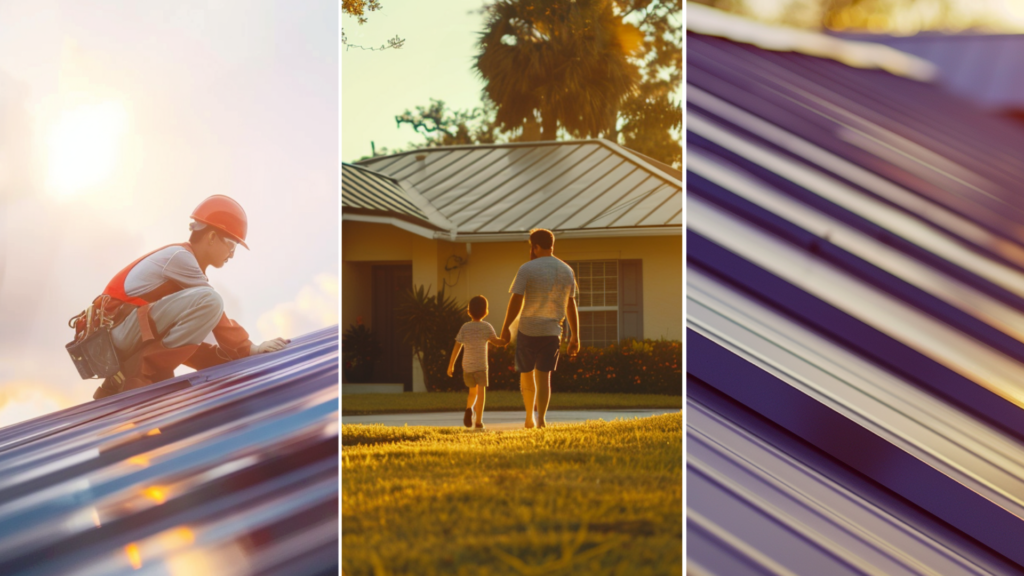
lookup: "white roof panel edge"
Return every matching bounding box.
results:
[687,3,938,82]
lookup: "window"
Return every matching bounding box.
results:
[568,260,619,348]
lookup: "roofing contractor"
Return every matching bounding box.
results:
[67,195,289,400]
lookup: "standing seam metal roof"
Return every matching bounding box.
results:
[341,162,432,224]
[688,28,1024,574]
[357,140,682,235]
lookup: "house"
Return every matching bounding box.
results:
[342,140,682,392]
[0,326,339,574]
[688,5,1024,573]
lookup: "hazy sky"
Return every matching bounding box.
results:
[342,0,491,162]
[0,0,338,426]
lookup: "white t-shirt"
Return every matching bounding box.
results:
[509,256,578,337]
[124,246,210,298]
[456,320,496,373]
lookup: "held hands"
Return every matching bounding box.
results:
[501,327,512,343]
[252,337,290,355]
[567,336,580,358]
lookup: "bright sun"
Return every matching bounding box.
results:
[46,101,127,197]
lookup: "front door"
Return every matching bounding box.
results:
[372,265,413,390]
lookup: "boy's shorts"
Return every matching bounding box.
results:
[463,370,488,388]
[515,332,560,373]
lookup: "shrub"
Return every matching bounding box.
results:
[395,285,466,392]
[439,337,681,395]
[341,321,381,383]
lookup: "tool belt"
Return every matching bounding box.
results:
[65,296,139,380]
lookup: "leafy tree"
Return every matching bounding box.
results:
[395,99,501,147]
[341,0,405,51]
[476,0,643,140]
[342,0,382,24]
[616,0,682,167]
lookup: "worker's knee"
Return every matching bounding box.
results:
[190,286,224,317]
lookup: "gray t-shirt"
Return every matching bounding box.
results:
[456,320,496,373]
[124,246,210,297]
[509,256,578,337]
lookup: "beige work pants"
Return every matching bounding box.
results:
[111,286,224,357]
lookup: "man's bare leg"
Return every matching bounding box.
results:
[535,369,552,428]
[520,372,536,428]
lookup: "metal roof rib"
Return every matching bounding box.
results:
[664,208,683,226]
[406,148,498,193]
[550,170,650,231]
[434,146,560,213]
[575,175,657,230]
[428,147,538,208]
[342,163,431,223]
[0,326,338,575]
[506,156,628,233]
[605,184,679,229]
[399,149,470,187]
[635,187,683,228]
[545,165,640,230]
[448,145,581,226]
[470,144,606,232]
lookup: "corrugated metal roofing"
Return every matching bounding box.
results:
[357,140,682,236]
[341,162,432,224]
[688,381,1023,576]
[0,326,339,576]
[834,32,1024,112]
[688,28,1024,572]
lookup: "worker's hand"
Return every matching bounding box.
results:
[253,337,290,355]
[447,365,454,377]
[567,336,580,358]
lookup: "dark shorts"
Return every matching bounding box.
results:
[515,332,560,373]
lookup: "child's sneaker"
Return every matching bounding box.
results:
[464,408,473,428]
[475,422,485,430]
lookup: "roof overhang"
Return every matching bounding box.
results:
[342,211,681,243]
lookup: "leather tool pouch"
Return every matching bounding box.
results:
[66,296,125,379]
[66,327,120,379]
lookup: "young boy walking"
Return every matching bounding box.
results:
[448,295,506,429]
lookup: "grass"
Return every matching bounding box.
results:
[341,391,682,415]
[341,412,682,576]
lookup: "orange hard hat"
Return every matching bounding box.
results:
[191,195,249,249]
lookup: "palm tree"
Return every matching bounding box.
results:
[476,0,643,140]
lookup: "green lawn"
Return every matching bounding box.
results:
[341,412,683,576]
[341,391,682,415]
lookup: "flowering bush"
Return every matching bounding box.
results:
[433,338,682,394]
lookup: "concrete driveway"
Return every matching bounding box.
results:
[341,408,681,431]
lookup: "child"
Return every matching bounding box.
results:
[447,295,507,429]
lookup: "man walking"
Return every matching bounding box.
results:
[77,195,289,399]
[499,228,580,428]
